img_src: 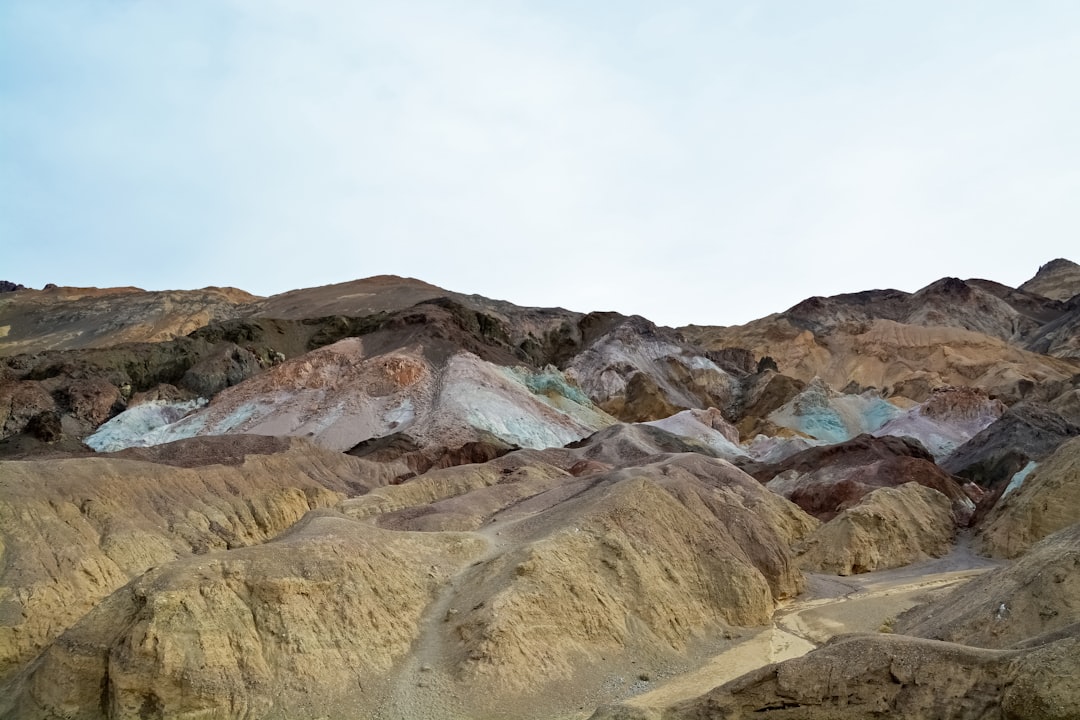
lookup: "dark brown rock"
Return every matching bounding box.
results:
[942,402,1080,491]
[734,371,806,438]
[346,431,517,479]
[0,380,56,437]
[752,434,973,523]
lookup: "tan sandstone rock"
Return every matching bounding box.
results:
[794,483,955,575]
[974,436,1080,558]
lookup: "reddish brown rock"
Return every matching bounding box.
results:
[0,380,56,437]
[752,434,973,524]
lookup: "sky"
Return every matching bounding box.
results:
[2,1,1079,327]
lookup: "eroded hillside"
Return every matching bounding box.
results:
[2,260,1079,718]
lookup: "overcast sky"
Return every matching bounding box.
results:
[2,2,1078,326]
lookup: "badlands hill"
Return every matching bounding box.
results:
[1,259,1080,719]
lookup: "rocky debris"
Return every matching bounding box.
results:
[1019,258,1080,301]
[942,402,1080,491]
[0,380,55,438]
[900,522,1080,649]
[0,437,394,677]
[872,385,1006,460]
[48,375,125,430]
[0,281,26,293]
[766,378,901,444]
[794,483,955,575]
[177,343,265,396]
[750,434,972,523]
[127,382,192,407]
[974,437,1080,558]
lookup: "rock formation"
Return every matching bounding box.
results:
[794,483,955,575]
[941,402,1080,491]
[593,521,1080,720]
[0,285,256,357]
[749,434,972,523]
[603,631,1080,720]
[0,436,394,677]
[1,452,819,719]
[3,259,1080,718]
[563,315,738,422]
[900,522,1080,648]
[1019,257,1080,301]
[682,264,1080,407]
[973,436,1080,558]
[872,385,1006,460]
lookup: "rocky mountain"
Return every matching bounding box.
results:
[682,264,1080,404]
[1019,257,1080,301]
[2,259,1080,718]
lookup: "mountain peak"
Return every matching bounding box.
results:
[1019,258,1080,301]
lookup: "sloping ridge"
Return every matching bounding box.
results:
[593,522,1080,720]
[1019,257,1080,301]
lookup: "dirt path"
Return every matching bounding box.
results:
[377,517,527,720]
[625,536,1001,712]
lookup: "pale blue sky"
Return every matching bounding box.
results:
[3,2,1079,326]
